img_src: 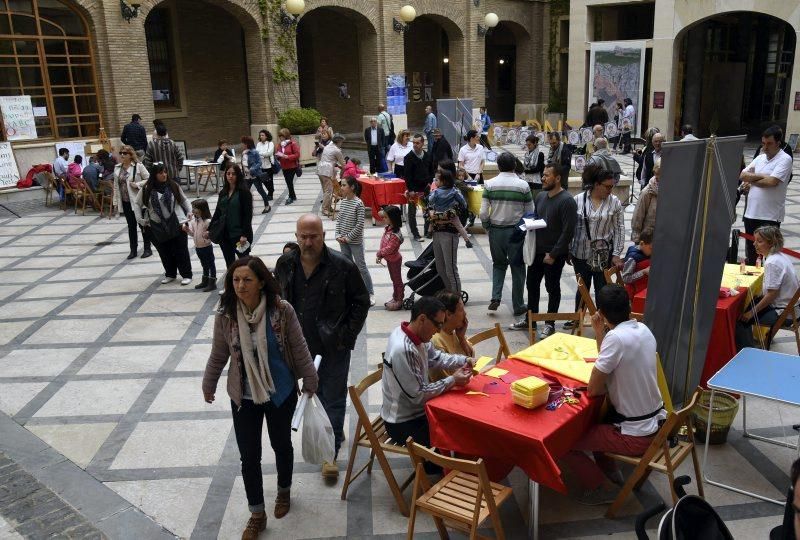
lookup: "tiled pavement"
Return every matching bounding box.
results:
[0,144,798,539]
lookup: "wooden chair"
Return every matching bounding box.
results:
[41,171,59,207]
[576,276,597,315]
[604,387,703,518]
[97,179,115,219]
[72,177,100,216]
[754,287,800,354]
[526,310,582,345]
[467,323,510,361]
[59,177,76,212]
[631,312,645,322]
[199,163,220,192]
[604,266,623,285]
[341,364,414,516]
[406,437,513,539]
[330,177,345,219]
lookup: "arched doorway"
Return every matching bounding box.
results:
[296,7,378,134]
[485,22,529,122]
[403,15,464,129]
[144,0,261,150]
[675,12,796,138]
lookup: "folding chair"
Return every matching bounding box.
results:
[330,177,344,220]
[604,387,703,518]
[97,179,114,219]
[468,323,510,361]
[59,177,76,212]
[753,288,800,354]
[73,178,99,216]
[604,267,623,286]
[526,310,582,345]
[40,172,59,207]
[631,312,645,322]
[341,364,414,516]
[576,276,597,332]
[406,437,513,540]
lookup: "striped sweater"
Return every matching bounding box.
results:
[478,171,534,227]
[143,137,185,181]
[335,196,365,244]
[381,323,469,423]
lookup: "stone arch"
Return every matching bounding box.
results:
[672,9,797,137]
[295,4,380,132]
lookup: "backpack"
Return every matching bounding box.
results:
[246,148,261,178]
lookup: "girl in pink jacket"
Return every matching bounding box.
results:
[375,205,404,310]
[343,158,365,179]
[183,199,217,292]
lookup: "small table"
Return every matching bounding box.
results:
[702,347,800,504]
[356,176,407,224]
[184,160,219,197]
[426,336,602,539]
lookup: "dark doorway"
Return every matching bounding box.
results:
[485,22,518,122]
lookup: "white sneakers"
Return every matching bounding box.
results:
[369,295,376,307]
[160,277,191,285]
[180,278,192,286]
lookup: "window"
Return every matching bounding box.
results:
[145,8,179,109]
[0,0,101,139]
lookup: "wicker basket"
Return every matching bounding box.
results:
[692,390,739,445]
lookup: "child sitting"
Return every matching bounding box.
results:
[622,227,653,299]
[343,157,366,178]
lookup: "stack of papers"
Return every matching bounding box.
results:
[519,218,547,232]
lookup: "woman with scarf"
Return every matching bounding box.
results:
[134,163,193,285]
[630,160,660,243]
[113,144,151,260]
[203,256,318,539]
[523,134,545,195]
[210,164,254,270]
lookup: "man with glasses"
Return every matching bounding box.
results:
[274,214,370,482]
[381,296,473,453]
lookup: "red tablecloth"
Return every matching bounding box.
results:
[632,288,747,386]
[426,358,602,493]
[356,177,407,210]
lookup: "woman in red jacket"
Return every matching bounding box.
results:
[275,128,300,205]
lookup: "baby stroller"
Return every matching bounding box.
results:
[402,243,468,310]
[635,476,733,540]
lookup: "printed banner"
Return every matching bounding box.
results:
[0,141,20,188]
[0,95,37,140]
[588,41,646,137]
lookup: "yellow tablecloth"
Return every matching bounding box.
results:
[721,263,764,300]
[510,333,597,384]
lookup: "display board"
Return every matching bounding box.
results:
[386,74,407,116]
[0,96,37,140]
[0,141,20,188]
[588,41,646,138]
[54,141,87,161]
[436,98,473,157]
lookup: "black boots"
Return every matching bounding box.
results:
[195,276,217,292]
[194,277,208,289]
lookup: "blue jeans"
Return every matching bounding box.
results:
[316,348,351,458]
[487,226,526,315]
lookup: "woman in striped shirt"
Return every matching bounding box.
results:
[335,176,375,305]
[569,165,625,321]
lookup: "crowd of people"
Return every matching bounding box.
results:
[45,106,797,538]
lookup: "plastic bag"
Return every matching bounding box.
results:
[301,394,335,465]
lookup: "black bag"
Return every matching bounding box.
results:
[271,158,282,175]
[727,229,740,264]
[208,206,227,244]
[296,163,303,177]
[148,211,181,243]
[583,192,612,271]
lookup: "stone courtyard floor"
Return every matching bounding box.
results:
[0,144,799,539]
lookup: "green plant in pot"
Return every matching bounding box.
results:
[278,108,322,135]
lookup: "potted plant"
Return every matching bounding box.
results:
[279,108,321,164]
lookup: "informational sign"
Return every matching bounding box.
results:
[386,74,407,116]
[54,140,87,161]
[0,96,37,140]
[653,91,665,109]
[588,41,646,138]
[0,142,20,188]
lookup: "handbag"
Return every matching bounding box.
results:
[271,158,282,175]
[148,211,181,243]
[583,192,612,272]
[208,205,227,244]
[296,163,303,177]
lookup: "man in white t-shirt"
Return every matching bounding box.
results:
[740,125,794,264]
[563,284,666,505]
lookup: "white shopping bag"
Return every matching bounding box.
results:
[301,394,335,465]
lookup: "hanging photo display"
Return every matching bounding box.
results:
[567,130,581,146]
[588,41,646,138]
[386,74,407,115]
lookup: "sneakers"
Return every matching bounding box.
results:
[180,278,192,286]
[160,276,175,284]
[322,461,339,480]
[563,320,577,330]
[488,299,501,311]
[385,299,403,311]
[369,295,376,307]
[509,316,528,330]
[576,485,620,506]
[141,249,152,259]
[274,490,290,519]
[539,324,556,339]
[241,512,267,540]
[415,236,425,242]
[604,469,625,486]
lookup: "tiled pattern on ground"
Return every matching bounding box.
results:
[0,145,797,539]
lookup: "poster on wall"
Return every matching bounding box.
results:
[386,74,407,116]
[424,86,433,102]
[337,82,350,99]
[54,141,87,161]
[412,72,421,87]
[588,41,646,138]
[0,96,37,140]
[0,142,20,188]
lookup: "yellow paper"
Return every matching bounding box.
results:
[721,263,763,298]
[466,391,489,397]
[484,367,508,378]
[510,333,598,384]
[474,356,494,372]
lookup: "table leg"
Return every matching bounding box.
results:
[528,479,539,540]
[742,394,799,450]
[702,389,784,505]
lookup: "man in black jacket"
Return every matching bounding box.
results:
[363,117,386,174]
[120,114,148,155]
[402,133,434,241]
[430,128,453,170]
[547,132,573,189]
[274,214,370,480]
